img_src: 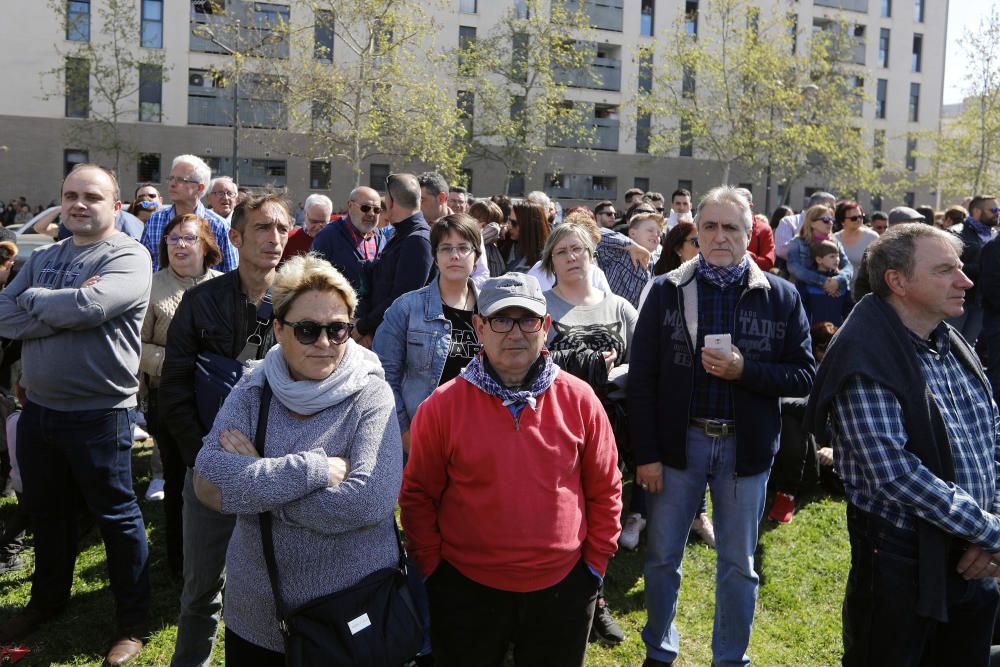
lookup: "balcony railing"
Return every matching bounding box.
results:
[188,92,286,129]
[554,56,621,91]
[544,175,617,201]
[813,0,869,12]
[548,117,620,151]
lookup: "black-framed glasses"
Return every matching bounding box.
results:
[486,315,544,334]
[844,215,863,222]
[436,244,475,257]
[358,203,381,214]
[280,319,354,345]
[165,234,199,245]
[596,209,616,217]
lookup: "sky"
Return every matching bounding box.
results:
[943,0,994,104]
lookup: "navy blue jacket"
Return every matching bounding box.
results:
[355,212,433,336]
[628,258,814,476]
[309,217,385,298]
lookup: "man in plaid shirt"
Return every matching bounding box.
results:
[806,223,1000,666]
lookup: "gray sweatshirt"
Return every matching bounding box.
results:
[194,354,403,653]
[0,232,151,410]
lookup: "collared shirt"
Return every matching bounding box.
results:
[342,216,378,260]
[689,273,743,420]
[596,228,650,309]
[140,201,238,272]
[831,326,1000,549]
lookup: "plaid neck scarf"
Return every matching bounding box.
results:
[460,351,558,412]
[696,254,750,289]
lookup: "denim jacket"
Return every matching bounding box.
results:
[786,236,852,292]
[372,278,478,434]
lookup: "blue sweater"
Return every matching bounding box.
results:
[628,258,815,476]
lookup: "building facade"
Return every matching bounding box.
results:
[0,0,947,213]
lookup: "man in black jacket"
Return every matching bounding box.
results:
[352,173,433,347]
[159,192,289,667]
[946,195,998,344]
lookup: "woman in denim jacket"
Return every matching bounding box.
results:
[373,214,482,454]
[787,204,853,297]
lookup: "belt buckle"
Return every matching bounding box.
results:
[703,420,730,437]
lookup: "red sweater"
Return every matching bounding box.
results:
[399,371,622,593]
[280,227,314,262]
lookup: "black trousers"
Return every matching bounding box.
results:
[146,388,185,576]
[843,505,1000,667]
[224,627,284,666]
[771,397,819,496]
[427,559,599,667]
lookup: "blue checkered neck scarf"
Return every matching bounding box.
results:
[460,351,559,412]
[696,254,751,289]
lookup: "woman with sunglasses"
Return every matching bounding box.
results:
[139,214,222,575]
[786,205,852,298]
[833,200,876,293]
[373,214,482,455]
[193,254,403,664]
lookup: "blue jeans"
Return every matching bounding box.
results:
[170,469,235,667]
[642,427,769,667]
[17,401,150,630]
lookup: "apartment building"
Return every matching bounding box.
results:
[0,0,947,212]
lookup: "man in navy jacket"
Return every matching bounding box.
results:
[310,186,385,296]
[628,186,814,667]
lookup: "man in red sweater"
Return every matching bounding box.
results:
[400,273,622,667]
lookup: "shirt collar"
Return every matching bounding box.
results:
[908,323,951,357]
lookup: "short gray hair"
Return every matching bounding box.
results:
[866,223,964,299]
[209,176,236,193]
[694,185,754,233]
[172,155,212,194]
[540,221,595,276]
[303,193,333,214]
[526,190,553,214]
[807,191,836,208]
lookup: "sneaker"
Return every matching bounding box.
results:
[0,556,22,576]
[132,425,150,442]
[691,512,716,549]
[144,478,165,502]
[768,492,796,524]
[589,597,624,645]
[619,512,646,551]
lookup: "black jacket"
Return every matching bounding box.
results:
[949,220,988,305]
[159,270,275,466]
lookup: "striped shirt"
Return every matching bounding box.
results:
[688,274,743,420]
[596,228,650,309]
[831,326,1000,550]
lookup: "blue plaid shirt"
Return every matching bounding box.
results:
[689,273,743,420]
[140,201,238,272]
[831,326,1000,550]
[596,229,650,309]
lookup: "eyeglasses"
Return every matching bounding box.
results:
[436,244,474,257]
[686,237,699,247]
[167,175,200,185]
[485,315,544,334]
[553,245,587,259]
[597,209,616,217]
[280,319,354,345]
[137,200,159,210]
[210,190,237,198]
[306,217,330,227]
[818,216,835,224]
[844,215,863,222]
[165,234,199,246]
[357,203,382,214]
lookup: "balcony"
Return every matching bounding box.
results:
[548,115,620,151]
[813,0,869,11]
[544,174,617,201]
[188,90,286,129]
[553,0,622,31]
[554,44,622,92]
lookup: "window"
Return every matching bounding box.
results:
[678,179,693,193]
[67,0,90,42]
[65,57,89,118]
[914,0,924,23]
[879,28,890,68]
[636,114,651,153]
[138,64,162,122]
[460,0,477,14]
[247,159,287,187]
[638,50,653,92]
[200,156,222,174]
[192,0,225,14]
[64,149,88,177]
[141,0,163,48]
[640,0,654,37]
[309,161,331,190]
[788,13,798,54]
[634,177,650,192]
[314,10,334,62]
[682,67,695,97]
[459,26,476,71]
[461,168,473,193]
[849,75,864,116]
[254,2,290,55]
[685,1,698,36]
[511,32,528,82]
[876,78,887,119]
[137,154,161,183]
[508,172,525,197]
[881,0,891,17]
[905,136,917,171]
[679,118,693,157]
[874,129,886,169]
[904,191,915,208]
[909,82,920,122]
[369,163,390,191]
[514,0,530,20]
[457,90,474,137]
[912,34,922,72]
[872,194,883,211]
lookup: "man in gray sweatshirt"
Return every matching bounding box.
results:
[0,164,152,666]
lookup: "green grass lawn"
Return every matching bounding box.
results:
[0,444,850,666]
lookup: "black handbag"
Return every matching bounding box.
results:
[252,380,424,667]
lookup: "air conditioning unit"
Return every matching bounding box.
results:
[189,72,205,87]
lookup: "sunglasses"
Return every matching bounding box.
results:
[818,216,835,224]
[358,203,381,214]
[991,207,1000,214]
[280,319,353,345]
[844,215,863,222]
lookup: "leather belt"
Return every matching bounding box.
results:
[690,418,736,437]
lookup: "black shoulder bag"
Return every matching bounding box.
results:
[253,380,423,666]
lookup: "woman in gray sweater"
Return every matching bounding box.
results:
[193,253,403,663]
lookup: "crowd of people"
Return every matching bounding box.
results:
[0,153,999,667]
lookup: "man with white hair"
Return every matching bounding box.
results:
[630,186,814,667]
[281,193,331,261]
[140,155,238,272]
[204,177,237,223]
[526,190,555,224]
